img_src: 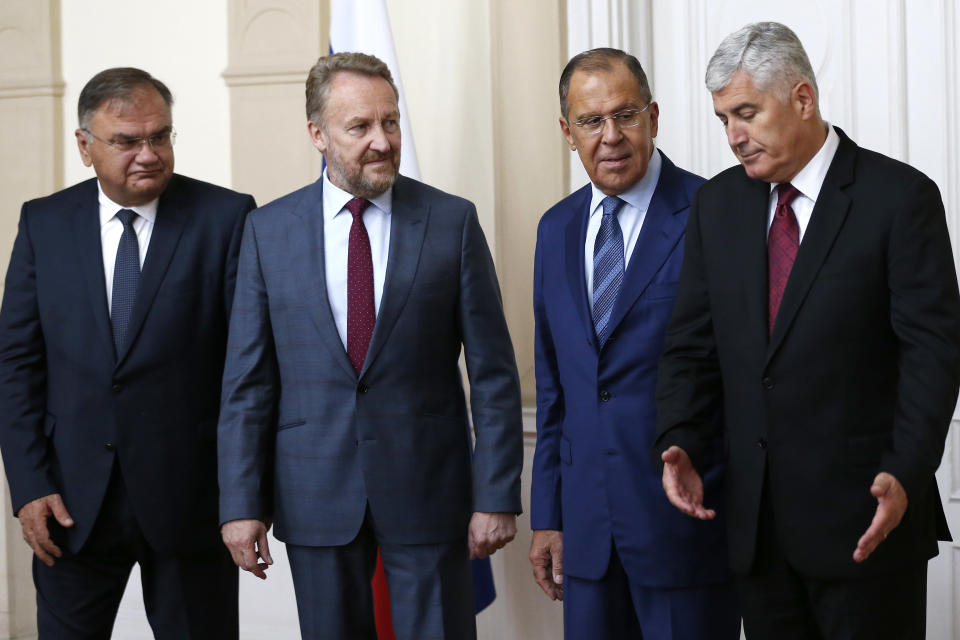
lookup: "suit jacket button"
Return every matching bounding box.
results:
[756,438,767,449]
[111,383,122,393]
[104,443,115,452]
[599,390,611,402]
[761,377,774,390]
[358,384,368,394]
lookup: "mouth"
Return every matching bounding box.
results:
[737,148,761,162]
[598,154,631,169]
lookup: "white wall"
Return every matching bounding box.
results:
[60,0,232,191]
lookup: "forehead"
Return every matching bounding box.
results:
[92,87,171,129]
[326,72,398,115]
[567,63,645,115]
[711,71,770,112]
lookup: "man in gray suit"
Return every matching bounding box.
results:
[217,52,523,640]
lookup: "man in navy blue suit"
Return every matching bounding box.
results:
[529,48,739,639]
[0,68,255,638]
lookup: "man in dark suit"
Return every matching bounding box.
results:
[0,67,256,638]
[655,22,960,639]
[217,52,523,640]
[529,48,739,639]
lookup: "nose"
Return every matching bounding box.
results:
[726,120,747,149]
[368,124,392,152]
[600,117,624,144]
[134,138,161,163]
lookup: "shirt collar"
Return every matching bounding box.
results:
[770,123,840,202]
[588,146,663,217]
[322,169,393,222]
[97,181,158,226]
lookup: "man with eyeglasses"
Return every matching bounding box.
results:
[0,67,255,638]
[529,48,740,639]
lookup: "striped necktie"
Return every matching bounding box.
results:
[592,196,626,346]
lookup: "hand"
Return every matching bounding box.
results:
[529,529,563,601]
[853,472,908,563]
[17,493,74,566]
[661,446,716,520]
[468,512,517,559]
[221,519,274,579]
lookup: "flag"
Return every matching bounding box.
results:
[329,2,495,637]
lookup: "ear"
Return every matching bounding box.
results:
[792,81,818,120]
[648,102,660,138]
[307,120,327,154]
[75,129,93,167]
[559,116,576,150]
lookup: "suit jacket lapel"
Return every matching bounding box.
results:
[604,154,688,341]
[71,180,115,363]
[115,176,188,366]
[563,186,597,350]
[361,176,427,376]
[766,130,855,363]
[294,179,357,380]
[734,177,772,354]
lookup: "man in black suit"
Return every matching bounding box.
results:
[655,22,960,639]
[0,67,255,638]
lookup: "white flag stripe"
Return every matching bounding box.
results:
[330,0,421,179]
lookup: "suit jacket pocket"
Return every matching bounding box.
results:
[277,419,307,432]
[560,435,572,465]
[846,432,892,466]
[643,281,679,300]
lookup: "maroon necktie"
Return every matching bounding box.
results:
[768,183,801,335]
[346,197,375,374]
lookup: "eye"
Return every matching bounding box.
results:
[348,124,368,136]
[613,111,636,123]
[150,132,170,146]
[382,119,399,133]
[580,115,604,128]
[741,111,756,121]
[112,138,138,152]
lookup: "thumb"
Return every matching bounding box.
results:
[48,495,74,527]
[551,544,563,583]
[257,529,274,565]
[871,475,891,499]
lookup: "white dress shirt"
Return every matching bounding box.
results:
[585,146,663,306]
[322,170,392,349]
[767,123,840,243]
[98,183,157,314]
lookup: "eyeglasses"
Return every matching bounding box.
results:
[572,103,652,135]
[82,127,176,153]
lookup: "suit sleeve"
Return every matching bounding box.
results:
[218,214,278,524]
[0,204,58,514]
[882,175,960,500]
[653,191,724,473]
[457,204,524,514]
[222,195,257,319]
[529,220,563,530]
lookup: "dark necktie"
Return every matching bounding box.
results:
[592,196,626,346]
[346,198,375,375]
[111,209,141,353]
[768,183,801,335]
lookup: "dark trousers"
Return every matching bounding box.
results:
[33,464,238,640]
[563,543,741,640]
[287,508,475,640]
[737,482,927,640]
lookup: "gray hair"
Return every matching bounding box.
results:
[559,48,652,119]
[305,52,399,124]
[78,67,173,130]
[705,22,818,103]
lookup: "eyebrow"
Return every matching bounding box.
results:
[112,125,172,141]
[715,101,760,118]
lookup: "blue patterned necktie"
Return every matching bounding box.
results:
[592,196,626,345]
[111,209,141,353]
